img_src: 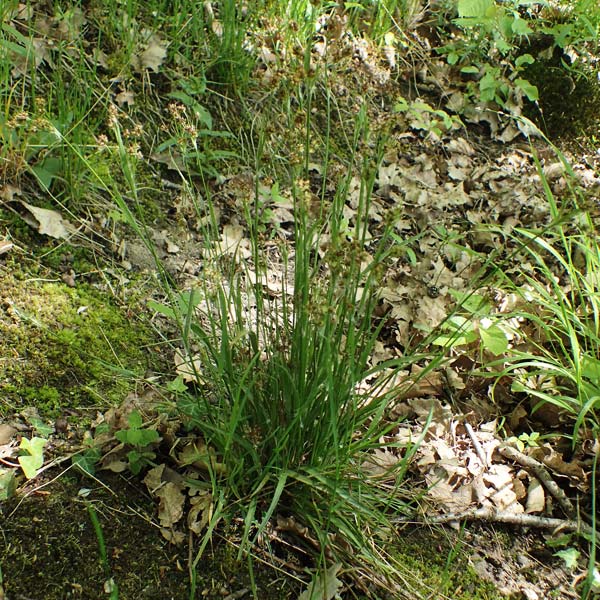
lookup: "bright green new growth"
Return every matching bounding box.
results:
[18,436,47,479]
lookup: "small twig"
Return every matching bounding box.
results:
[497,445,576,518]
[161,179,184,190]
[7,459,78,519]
[464,422,488,468]
[394,507,599,543]
[223,589,249,600]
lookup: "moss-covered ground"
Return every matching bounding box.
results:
[0,250,158,418]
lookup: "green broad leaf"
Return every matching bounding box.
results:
[432,331,479,348]
[127,450,143,475]
[545,534,574,548]
[140,429,160,445]
[167,90,194,106]
[494,36,512,55]
[72,448,101,476]
[515,53,535,68]
[270,181,287,204]
[393,97,409,112]
[147,299,177,319]
[447,52,460,65]
[511,17,532,36]
[550,23,574,48]
[479,71,498,92]
[0,468,16,500]
[411,101,433,113]
[31,157,63,191]
[126,428,144,446]
[115,429,129,444]
[554,547,579,570]
[18,436,48,479]
[449,291,490,314]
[461,65,480,74]
[167,376,188,393]
[180,74,206,96]
[27,416,54,437]
[446,314,472,331]
[116,411,160,448]
[128,411,143,429]
[515,79,539,101]
[177,289,202,314]
[479,324,508,355]
[581,354,600,382]
[506,436,525,452]
[457,0,494,19]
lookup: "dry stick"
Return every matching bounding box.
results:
[464,422,488,468]
[496,445,576,518]
[394,507,599,544]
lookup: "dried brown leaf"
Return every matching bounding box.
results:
[525,478,545,514]
[188,492,212,534]
[155,481,185,528]
[0,425,17,446]
[19,201,75,239]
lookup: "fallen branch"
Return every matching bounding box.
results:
[496,444,576,518]
[394,507,599,543]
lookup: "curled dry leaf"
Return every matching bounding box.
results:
[115,90,135,107]
[0,424,17,446]
[19,201,75,239]
[155,482,185,528]
[160,527,186,544]
[131,32,168,73]
[532,446,587,491]
[0,240,13,255]
[188,492,213,534]
[174,348,204,384]
[214,223,252,259]
[298,563,343,600]
[178,441,226,475]
[361,448,400,478]
[143,463,166,492]
[0,184,20,202]
[525,478,545,514]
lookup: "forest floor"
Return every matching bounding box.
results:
[1,2,600,599]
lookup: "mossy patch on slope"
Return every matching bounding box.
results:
[0,256,159,417]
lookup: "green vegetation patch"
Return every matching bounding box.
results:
[0,257,156,417]
[389,529,505,600]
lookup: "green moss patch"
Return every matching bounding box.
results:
[0,260,158,417]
